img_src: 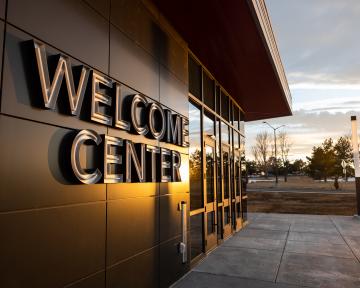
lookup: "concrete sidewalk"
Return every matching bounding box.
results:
[173,213,360,288]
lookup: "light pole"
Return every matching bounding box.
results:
[350,116,360,216]
[263,122,285,184]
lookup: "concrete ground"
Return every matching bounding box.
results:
[173,213,360,288]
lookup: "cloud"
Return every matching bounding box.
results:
[245,1,360,161]
[266,0,360,86]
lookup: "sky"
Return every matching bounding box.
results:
[245,0,360,161]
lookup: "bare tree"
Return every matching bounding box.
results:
[252,131,272,178]
[278,131,292,182]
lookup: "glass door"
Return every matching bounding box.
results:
[221,143,232,239]
[204,137,217,251]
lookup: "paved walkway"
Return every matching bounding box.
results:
[173,213,360,288]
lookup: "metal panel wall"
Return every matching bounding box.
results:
[0,1,189,287]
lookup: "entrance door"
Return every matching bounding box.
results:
[203,136,217,251]
[221,143,232,239]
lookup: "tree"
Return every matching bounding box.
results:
[278,131,292,182]
[246,160,258,176]
[252,131,272,177]
[289,159,305,174]
[333,136,353,180]
[307,138,336,182]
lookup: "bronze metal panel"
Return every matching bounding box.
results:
[84,0,110,20]
[0,202,106,288]
[110,0,160,60]
[1,25,107,133]
[65,271,105,288]
[110,24,160,101]
[0,0,4,20]
[7,0,109,73]
[159,64,188,118]
[106,247,159,288]
[107,196,160,265]
[0,115,106,212]
[159,193,189,242]
[159,233,190,288]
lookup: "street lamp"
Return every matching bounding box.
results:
[263,121,286,184]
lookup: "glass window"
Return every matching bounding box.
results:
[233,105,240,130]
[205,144,215,203]
[221,122,229,144]
[242,199,248,221]
[234,131,239,150]
[221,91,229,121]
[203,110,215,138]
[223,148,230,199]
[189,101,203,210]
[217,207,223,240]
[207,211,215,235]
[240,111,245,135]
[189,57,202,100]
[216,119,222,202]
[190,213,204,259]
[216,85,221,115]
[203,72,215,110]
[236,202,241,218]
[224,206,230,224]
[234,153,241,197]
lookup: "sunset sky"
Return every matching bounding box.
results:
[245,0,360,161]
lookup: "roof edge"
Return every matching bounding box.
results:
[247,0,292,115]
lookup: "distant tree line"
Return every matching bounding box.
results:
[248,131,354,183]
[306,136,354,182]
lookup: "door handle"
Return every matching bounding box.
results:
[178,201,187,263]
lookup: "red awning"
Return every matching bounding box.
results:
[152,0,292,121]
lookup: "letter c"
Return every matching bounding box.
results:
[71,129,102,184]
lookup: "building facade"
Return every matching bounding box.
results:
[0,0,291,287]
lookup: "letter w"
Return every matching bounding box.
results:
[34,41,90,115]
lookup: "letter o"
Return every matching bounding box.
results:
[148,102,166,140]
[131,94,148,135]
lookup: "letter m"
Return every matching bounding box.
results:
[34,41,90,115]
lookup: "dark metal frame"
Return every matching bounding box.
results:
[188,53,247,265]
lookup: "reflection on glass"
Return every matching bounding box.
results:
[190,213,204,259]
[221,91,229,121]
[232,203,236,226]
[221,122,229,144]
[223,149,229,199]
[235,154,240,197]
[237,202,241,218]
[203,110,215,138]
[207,211,215,235]
[216,119,222,202]
[203,72,215,110]
[240,111,245,135]
[224,206,230,224]
[240,136,245,157]
[234,132,239,150]
[189,101,203,210]
[216,86,221,115]
[233,105,240,129]
[240,135,246,198]
[189,57,202,100]
[242,199,248,221]
[205,145,215,203]
[217,207,223,239]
